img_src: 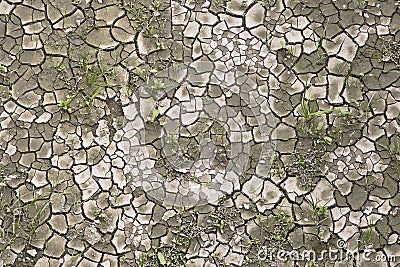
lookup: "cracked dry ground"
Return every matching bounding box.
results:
[0,0,400,266]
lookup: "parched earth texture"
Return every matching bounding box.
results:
[0,0,400,266]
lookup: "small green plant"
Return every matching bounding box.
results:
[0,64,13,102]
[280,40,297,57]
[286,148,325,190]
[357,0,368,8]
[337,110,353,126]
[257,0,267,7]
[334,97,374,128]
[388,136,400,157]
[128,67,147,95]
[377,135,400,159]
[0,64,7,74]
[212,0,228,8]
[93,209,108,222]
[58,93,76,110]
[287,45,296,57]
[251,211,294,264]
[364,174,380,191]
[210,206,236,234]
[299,87,334,122]
[305,195,331,225]
[137,238,188,266]
[137,210,209,266]
[280,40,286,49]
[128,67,162,95]
[210,201,241,234]
[147,107,160,123]
[0,164,4,186]
[260,211,294,237]
[210,252,230,266]
[79,53,115,106]
[0,181,65,259]
[377,135,400,179]
[242,237,264,266]
[386,137,400,176]
[58,52,116,111]
[268,153,287,180]
[119,0,166,38]
[354,96,373,119]
[157,252,167,265]
[360,219,379,247]
[380,37,400,67]
[151,79,165,90]
[138,253,148,267]
[312,19,329,64]
[137,247,187,266]
[156,42,166,50]
[297,86,336,146]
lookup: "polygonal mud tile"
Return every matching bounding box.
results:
[44,234,67,258]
